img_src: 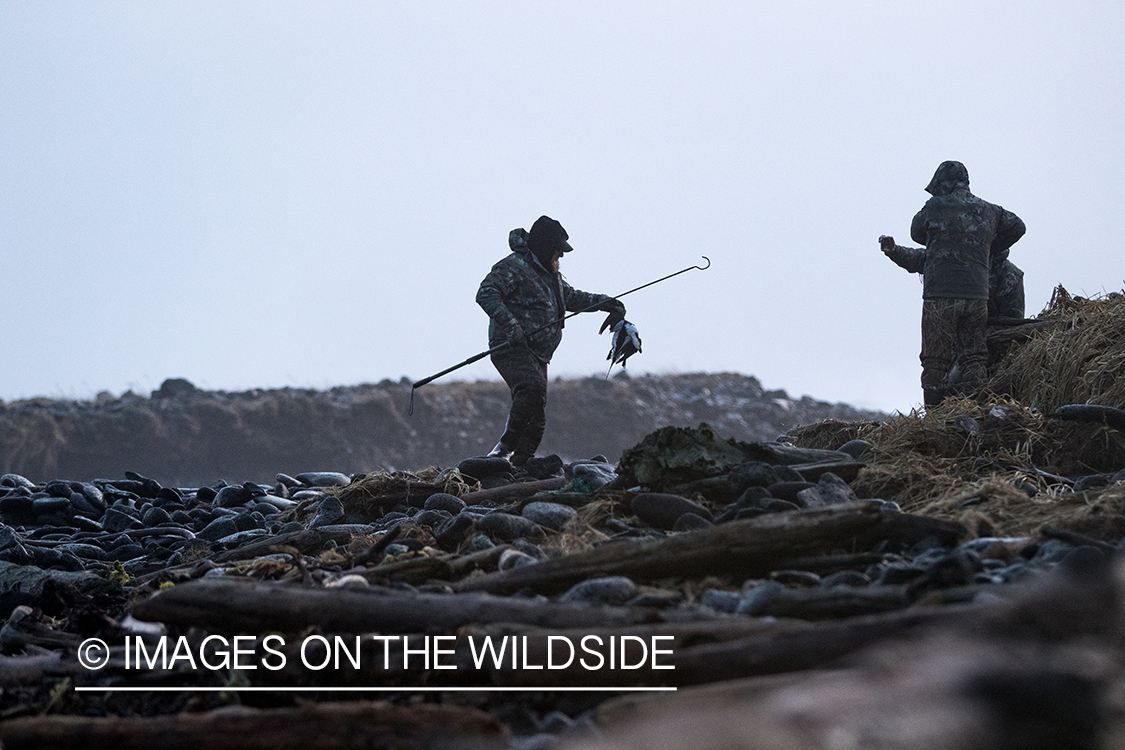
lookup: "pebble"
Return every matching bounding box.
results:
[837,439,874,459]
[700,588,741,613]
[197,516,239,542]
[498,548,538,571]
[1,474,36,490]
[1073,475,1110,493]
[215,529,270,545]
[559,576,637,605]
[728,461,780,493]
[630,493,712,530]
[521,502,578,531]
[796,472,858,508]
[467,534,495,552]
[567,460,618,491]
[435,513,478,550]
[308,496,346,529]
[524,454,564,480]
[456,458,514,481]
[295,472,352,487]
[424,493,466,514]
[275,473,301,488]
[766,481,816,503]
[413,509,452,528]
[102,507,144,533]
[736,581,784,616]
[672,513,713,531]
[477,512,544,542]
[213,485,255,508]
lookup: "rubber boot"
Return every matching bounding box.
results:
[923,388,946,407]
[487,441,513,460]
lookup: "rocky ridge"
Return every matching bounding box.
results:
[0,373,883,486]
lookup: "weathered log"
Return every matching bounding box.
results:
[210,527,374,564]
[764,551,885,576]
[0,606,83,651]
[457,503,889,596]
[345,544,511,584]
[0,560,119,597]
[757,585,912,621]
[0,701,509,750]
[0,652,80,686]
[130,578,664,634]
[1040,524,1117,553]
[666,602,975,687]
[485,602,977,689]
[853,511,967,550]
[455,476,568,506]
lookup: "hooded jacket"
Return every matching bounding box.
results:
[891,162,1026,300]
[476,228,615,363]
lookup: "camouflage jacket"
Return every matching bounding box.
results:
[476,229,615,363]
[890,188,1025,300]
[886,241,1025,319]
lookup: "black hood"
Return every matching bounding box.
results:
[925,161,970,196]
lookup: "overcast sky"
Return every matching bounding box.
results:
[2,2,1122,413]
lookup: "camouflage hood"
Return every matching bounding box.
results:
[925,161,970,196]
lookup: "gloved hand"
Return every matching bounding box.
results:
[598,299,626,334]
[878,235,896,253]
[500,319,527,348]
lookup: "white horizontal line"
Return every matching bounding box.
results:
[74,686,677,693]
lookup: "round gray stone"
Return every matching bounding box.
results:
[630,493,712,530]
[559,576,637,605]
[521,501,578,531]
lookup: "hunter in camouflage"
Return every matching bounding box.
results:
[476,216,625,466]
[880,161,1026,406]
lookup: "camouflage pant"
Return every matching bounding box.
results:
[920,298,989,395]
[491,347,549,460]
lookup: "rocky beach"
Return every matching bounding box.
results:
[1,287,1125,749]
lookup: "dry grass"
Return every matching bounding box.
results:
[986,285,1125,412]
[792,390,1125,539]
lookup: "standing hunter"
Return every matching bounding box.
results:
[476,216,625,467]
[880,161,1026,406]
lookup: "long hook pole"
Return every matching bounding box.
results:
[408,256,710,414]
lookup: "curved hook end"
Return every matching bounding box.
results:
[698,256,711,270]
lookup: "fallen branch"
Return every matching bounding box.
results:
[455,477,568,506]
[457,503,889,596]
[131,578,665,634]
[0,701,509,750]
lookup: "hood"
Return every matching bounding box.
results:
[925,161,970,196]
[509,227,531,252]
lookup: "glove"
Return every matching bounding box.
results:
[499,319,527,348]
[598,299,626,334]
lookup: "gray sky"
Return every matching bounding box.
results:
[2,2,1122,413]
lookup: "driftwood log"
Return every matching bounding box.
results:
[456,477,568,505]
[476,602,976,689]
[457,503,890,595]
[130,578,667,634]
[0,701,509,750]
